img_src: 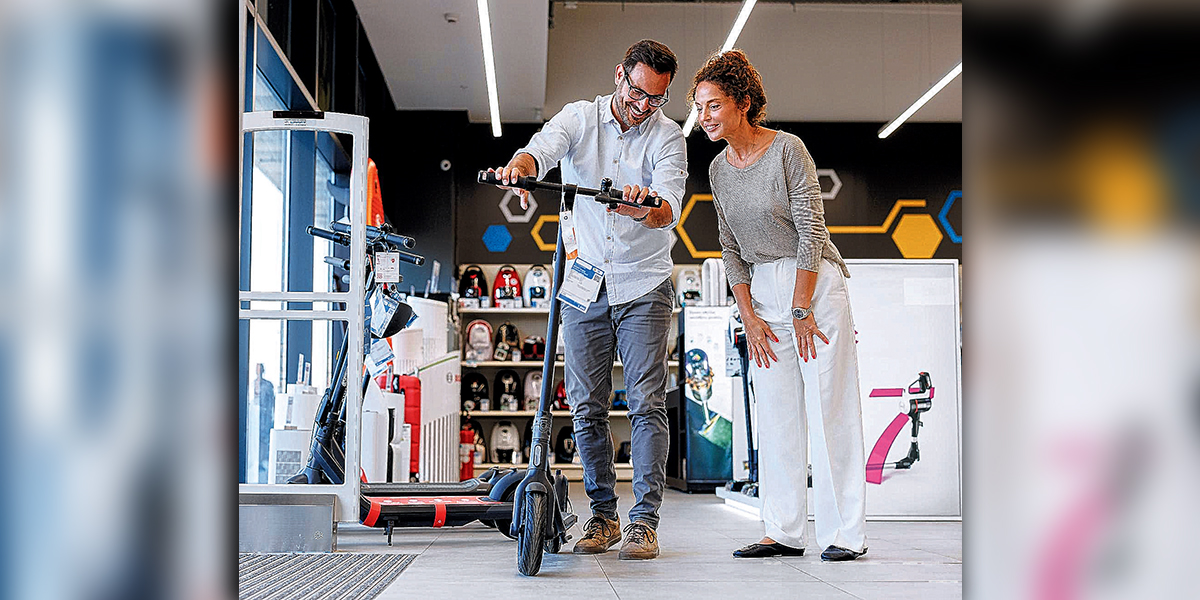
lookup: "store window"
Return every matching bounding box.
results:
[240,6,361,485]
[243,68,287,484]
[310,145,335,392]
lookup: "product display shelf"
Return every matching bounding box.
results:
[472,462,635,482]
[464,360,679,368]
[465,410,629,418]
[459,264,686,485]
[462,307,683,315]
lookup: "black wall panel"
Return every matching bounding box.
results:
[450,121,961,266]
[369,112,469,294]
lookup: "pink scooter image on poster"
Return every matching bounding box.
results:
[866,372,933,485]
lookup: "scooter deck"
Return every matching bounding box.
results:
[360,479,493,498]
[360,495,513,528]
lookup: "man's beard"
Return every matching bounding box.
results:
[615,95,650,129]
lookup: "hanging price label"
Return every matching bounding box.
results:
[376,251,400,283]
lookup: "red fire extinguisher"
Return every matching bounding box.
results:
[460,427,475,481]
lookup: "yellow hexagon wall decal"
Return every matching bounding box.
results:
[891,214,943,258]
[530,214,558,252]
[675,193,722,259]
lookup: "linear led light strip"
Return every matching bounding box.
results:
[478,0,502,137]
[878,61,962,139]
[682,0,757,137]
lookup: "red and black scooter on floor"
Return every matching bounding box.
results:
[475,170,661,575]
[291,221,525,545]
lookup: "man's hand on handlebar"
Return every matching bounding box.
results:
[487,153,538,209]
[609,184,656,221]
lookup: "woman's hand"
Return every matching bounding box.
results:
[793,313,829,362]
[743,313,780,368]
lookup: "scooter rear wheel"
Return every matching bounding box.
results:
[516,491,548,576]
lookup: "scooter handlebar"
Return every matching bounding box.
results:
[329,221,416,249]
[475,170,662,209]
[307,226,426,266]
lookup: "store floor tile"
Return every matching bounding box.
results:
[348,482,962,599]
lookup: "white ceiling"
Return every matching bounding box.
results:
[355,1,960,125]
[353,0,549,122]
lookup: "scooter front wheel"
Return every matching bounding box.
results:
[516,491,548,576]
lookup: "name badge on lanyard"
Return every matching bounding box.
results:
[558,257,604,313]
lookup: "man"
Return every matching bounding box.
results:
[488,39,686,560]
[253,363,275,482]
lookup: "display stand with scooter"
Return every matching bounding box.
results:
[715,318,764,511]
[291,221,528,546]
[475,170,661,576]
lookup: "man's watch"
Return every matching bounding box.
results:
[632,212,649,223]
[791,306,812,320]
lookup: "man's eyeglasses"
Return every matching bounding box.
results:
[623,72,669,108]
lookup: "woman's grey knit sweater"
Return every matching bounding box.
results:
[709,130,849,289]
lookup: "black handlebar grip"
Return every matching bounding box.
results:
[607,188,662,209]
[395,250,426,266]
[382,231,416,249]
[323,256,350,270]
[307,225,349,245]
[477,170,536,191]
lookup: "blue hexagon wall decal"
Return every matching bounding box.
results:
[482,225,513,252]
[938,190,962,243]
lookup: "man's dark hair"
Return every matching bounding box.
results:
[622,39,678,81]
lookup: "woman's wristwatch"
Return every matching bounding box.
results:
[791,306,812,320]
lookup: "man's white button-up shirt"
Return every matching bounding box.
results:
[516,94,688,305]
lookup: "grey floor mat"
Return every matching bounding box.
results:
[238,553,416,600]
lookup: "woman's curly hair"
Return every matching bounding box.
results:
[688,49,768,127]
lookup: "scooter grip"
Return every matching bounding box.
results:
[307,225,349,245]
[395,250,426,266]
[381,231,416,249]
[477,170,535,190]
[323,256,350,270]
[606,191,662,209]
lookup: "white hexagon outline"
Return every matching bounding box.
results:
[816,169,841,201]
[499,190,538,223]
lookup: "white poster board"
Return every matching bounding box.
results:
[845,259,962,518]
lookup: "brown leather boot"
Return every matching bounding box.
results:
[572,515,621,554]
[618,521,659,560]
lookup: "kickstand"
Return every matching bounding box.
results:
[385,521,394,546]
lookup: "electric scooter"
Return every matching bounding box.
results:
[723,320,759,498]
[476,170,661,576]
[292,222,526,545]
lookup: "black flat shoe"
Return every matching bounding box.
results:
[820,545,867,561]
[733,542,806,558]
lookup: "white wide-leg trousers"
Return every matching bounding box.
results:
[749,257,867,552]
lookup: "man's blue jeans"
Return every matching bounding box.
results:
[561,277,673,529]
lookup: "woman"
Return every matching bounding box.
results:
[691,50,868,561]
